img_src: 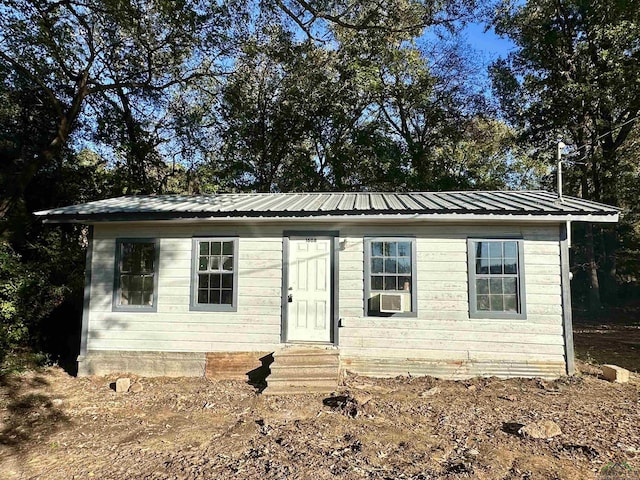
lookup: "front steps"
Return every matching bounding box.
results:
[263,346,340,395]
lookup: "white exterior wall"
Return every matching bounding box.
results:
[85,221,566,378]
[87,224,285,353]
[337,224,566,378]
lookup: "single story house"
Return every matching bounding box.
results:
[36,191,618,391]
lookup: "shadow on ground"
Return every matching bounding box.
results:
[247,353,274,393]
[0,373,70,453]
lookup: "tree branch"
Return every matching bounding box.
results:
[0,51,63,117]
[288,0,431,33]
[86,70,211,94]
[275,0,319,41]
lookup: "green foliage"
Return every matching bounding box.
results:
[449,118,545,190]
[215,26,384,191]
[0,0,234,211]
[0,232,80,370]
[210,4,510,193]
[491,0,640,203]
[0,242,28,357]
[611,130,640,286]
[491,0,640,306]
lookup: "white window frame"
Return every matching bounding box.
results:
[467,238,527,320]
[112,238,160,312]
[190,237,239,312]
[364,236,417,318]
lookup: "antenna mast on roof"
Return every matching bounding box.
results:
[556,140,566,203]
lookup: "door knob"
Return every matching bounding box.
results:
[288,294,293,303]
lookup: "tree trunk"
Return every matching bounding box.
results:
[115,86,150,194]
[603,227,618,303]
[0,73,88,224]
[577,156,603,311]
[585,222,601,310]
[599,145,619,304]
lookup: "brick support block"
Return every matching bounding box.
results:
[601,364,630,383]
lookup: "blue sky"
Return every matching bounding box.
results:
[462,22,516,62]
[420,20,517,88]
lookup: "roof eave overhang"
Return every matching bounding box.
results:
[36,212,620,224]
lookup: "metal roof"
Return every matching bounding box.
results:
[35,190,620,223]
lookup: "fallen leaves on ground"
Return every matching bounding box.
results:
[0,362,638,479]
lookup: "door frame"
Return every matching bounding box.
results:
[281,230,340,346]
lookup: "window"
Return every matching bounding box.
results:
[467,239,526,319]
[113,239,159,311]
[191,238,238,311]
[364,237,417,317]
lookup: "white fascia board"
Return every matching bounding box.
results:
[48,212,620,225]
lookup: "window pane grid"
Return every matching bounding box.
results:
[195,240,235,306]
[366,238,416,316]
[473,240,520,314]
[118,242,155,307]
[370,241,412,292]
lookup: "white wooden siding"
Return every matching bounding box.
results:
[87,225,285,352]
[87,221,566,376]
[337,224,566,372]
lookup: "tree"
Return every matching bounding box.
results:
[1,65,118,368]
[491,0,640,308]
[274,0,476,39]
[448,117,545,190]
[213,23,413,192]
[207,0,493,193]
[370,39,474,190]
[215,30,325,192]
[0,0,233,219]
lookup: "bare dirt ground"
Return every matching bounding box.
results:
[574,326,640,372]
[1,361,638,480]
[573,303,640,372]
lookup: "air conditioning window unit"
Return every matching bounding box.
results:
[379,293,403,313]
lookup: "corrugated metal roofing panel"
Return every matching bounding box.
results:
[383,193,406,210]
[429,193,466,210]
[489,192,540,211]
[513,191,564,211]
[318,194,343,211]
[299,193,329,211]
[369,193,387,210]
[282,194,313,211]
[246,194,284,212]
[411,193,446,210]
[217,194,261,212]
[337,194,356,211]
[553,194,607,212]
[34,190,620,222]
[396,194,423,210]
[465,191,519,211]
[444,192,481,210]
[354,194,370,210]
[264,194,300,212]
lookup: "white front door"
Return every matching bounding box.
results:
[287,236,332,343]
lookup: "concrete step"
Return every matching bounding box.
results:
[274,345,340,355]
[264,346,341,395]
[271,355,339,367]
[272,351,340,367]
[267,364,338,380]
[263,378,339,395]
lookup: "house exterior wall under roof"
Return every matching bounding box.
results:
[79,220,567,379]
